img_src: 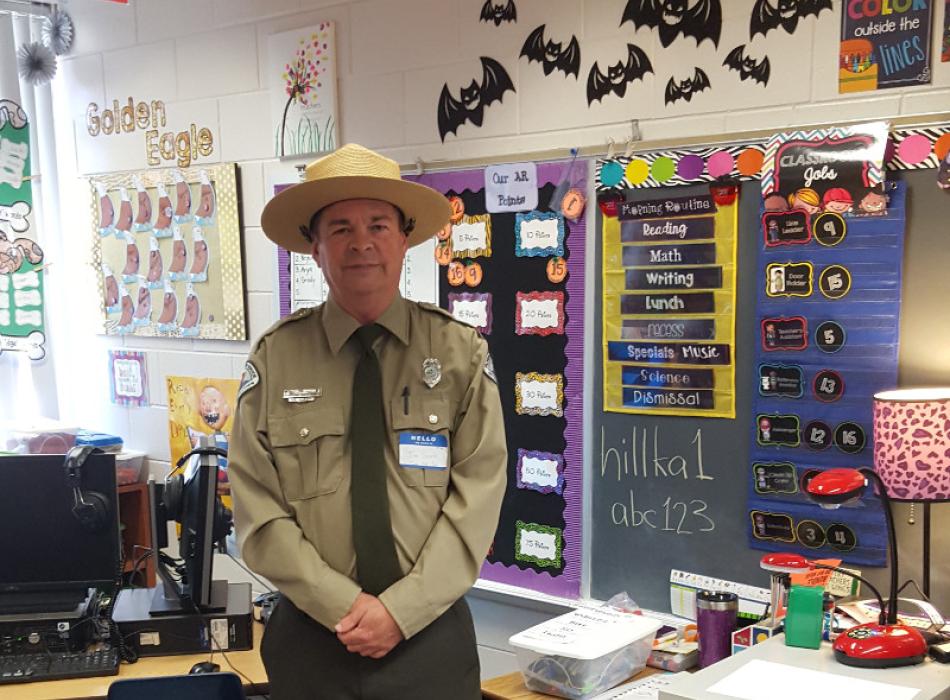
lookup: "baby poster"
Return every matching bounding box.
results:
[167,375,238,508]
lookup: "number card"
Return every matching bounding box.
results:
[515,291,564,336]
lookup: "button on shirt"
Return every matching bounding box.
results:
[228,295,507,639]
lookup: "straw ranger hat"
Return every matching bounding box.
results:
[261,144,451,254]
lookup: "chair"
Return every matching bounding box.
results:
[107,671,247,700]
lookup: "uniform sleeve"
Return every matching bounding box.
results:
[378,331,507,639]
[229,339,361,630]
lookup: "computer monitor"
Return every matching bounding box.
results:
[149,436,231,614]
[0,453,120,614]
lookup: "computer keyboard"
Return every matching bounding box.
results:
[0,647,119,684]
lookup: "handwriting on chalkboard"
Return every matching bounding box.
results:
[600,425,716,535]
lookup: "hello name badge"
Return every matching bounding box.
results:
[422,358,442,388]
[282,388,322,403]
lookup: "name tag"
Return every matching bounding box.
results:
[398,432,449,470]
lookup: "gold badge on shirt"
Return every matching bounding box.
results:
[422,358,442,388]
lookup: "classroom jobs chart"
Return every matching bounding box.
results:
[748,124,902,565]
[602,184,738,418]
[406,161,586,598]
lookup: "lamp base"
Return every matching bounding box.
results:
[832,623,928,668]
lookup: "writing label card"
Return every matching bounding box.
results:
[514,520,562,568]
[753,462,799,495]
[448,292,492,335]
[758,363,804,398]
[763,210,810,247]
[626,266,723,291]
[515,372,564,417]
[608,341,731,366]
[765,262,813,297]
[756,414,801,447]
[515,211,564,257]
[516,449,565,494]
[451,214,492,258]
[621,215,715,243]
[485,162,538,213]
[621,365,715,389]
[516,291,564,336]
[619,194,716,220]
[621,292,715,315]
[623,242,717,266]
[750,511,795,543]
[621,318,716,341]
[761,316,807,351]
[622,387,714,410]
[109,350,149,407]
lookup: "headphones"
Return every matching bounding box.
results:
[166,445,233,544]
[64,445,111,533]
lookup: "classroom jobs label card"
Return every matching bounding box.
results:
[485,162,537,213]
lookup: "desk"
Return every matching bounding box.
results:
[481,666,660,699]
[659,634,950,700]
[9,621,268,700]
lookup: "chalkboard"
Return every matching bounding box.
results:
[591,180,772,612]
[590,170,950,614]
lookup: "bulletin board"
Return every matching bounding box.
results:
[406,160,587,598]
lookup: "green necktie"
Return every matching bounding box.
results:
[350,324,402,596]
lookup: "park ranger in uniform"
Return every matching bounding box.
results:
[228,144,507,700]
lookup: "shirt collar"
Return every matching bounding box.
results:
[323,294,411,355]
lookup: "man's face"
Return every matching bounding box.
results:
[311,199,408,305]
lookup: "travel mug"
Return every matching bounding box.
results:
[696,590,738,668]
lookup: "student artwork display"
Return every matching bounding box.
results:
[747,168,907,565]
[108,350,148,407]
[839,0,934,92]
[266,22,338,158]
[167,375,238,509]
[404,159,587,598]
[761,121,888,216]
[90,163,246,340]
[0,100,45,361]
[602,185,738,418]
[273,186,440,316]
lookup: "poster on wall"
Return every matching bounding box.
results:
[273,184,440,316]
[761,121,888,216]
[602,184,738,418]
[167,375,239,510]
[266,22,339,158]
[943,0,950,62]
[109,350,149,407]
[402,159,587,599]
[89,163,246,341]
[839,1,934,92]
[0,100,46,361]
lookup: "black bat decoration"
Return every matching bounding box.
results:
[520,25,581,78]
[621,0,721,48]
[664,68,711,104]
[723,45,771,86]
[586,44,653,105]
[750,0,832,38]
[437,57,515,142]
[480,0,516,26]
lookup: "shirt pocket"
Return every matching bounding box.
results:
[390,395,452,488]
[268,407,345,500]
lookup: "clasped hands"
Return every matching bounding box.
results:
[335,592,404,659]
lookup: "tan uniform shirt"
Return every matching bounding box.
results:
[228,294,507,640]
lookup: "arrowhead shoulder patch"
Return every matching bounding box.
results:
[483,353,497,384]
[237,361,260,402]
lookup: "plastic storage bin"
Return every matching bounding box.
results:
[509,607,662,699]
[115,450,146,485]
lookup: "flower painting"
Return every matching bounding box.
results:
[266,22,338,158]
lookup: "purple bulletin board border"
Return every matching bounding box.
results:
[275,183,294,318]
[412,161,586,598]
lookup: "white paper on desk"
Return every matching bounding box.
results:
[590,672,687,699]
[707,659,920,700]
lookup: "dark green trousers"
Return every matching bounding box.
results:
[261,595,480,700]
